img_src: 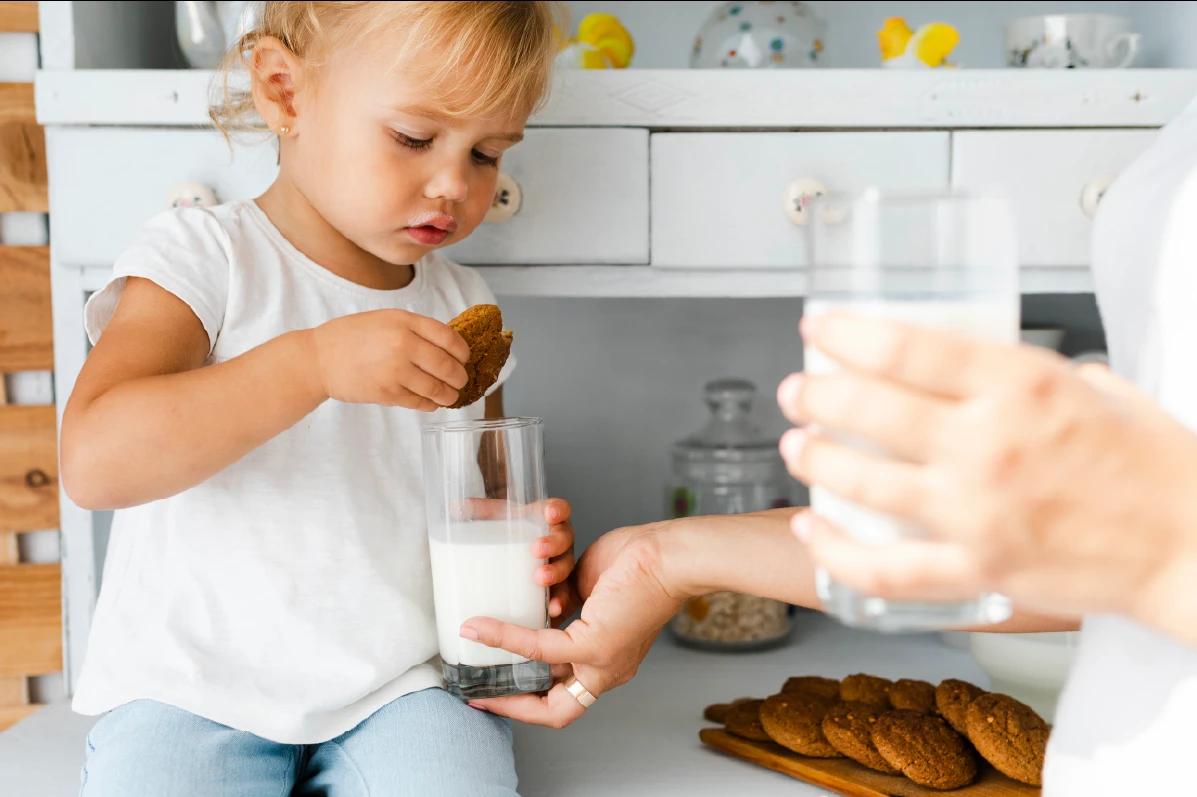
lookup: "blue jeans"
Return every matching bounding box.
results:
[79,688,518,796]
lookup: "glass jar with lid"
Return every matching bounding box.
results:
[668,378,796,651]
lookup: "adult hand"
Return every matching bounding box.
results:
[779,311,1197,640]
[460,523,683,727]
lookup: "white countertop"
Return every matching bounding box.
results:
[513,613,989,796]
[0,615,987,796]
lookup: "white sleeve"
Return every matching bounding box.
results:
[84,208,232,355]
[1155,177,1197,432]
[455,264,517,394]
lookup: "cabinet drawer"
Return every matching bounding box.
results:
[651,132,950,269]
[952,130,1157,267]
[446,128,648,265]
[46,127,278,266]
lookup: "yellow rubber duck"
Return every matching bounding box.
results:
[557,12,635,69]
[878,16,959,68]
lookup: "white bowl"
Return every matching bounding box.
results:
[969,631,1078,721]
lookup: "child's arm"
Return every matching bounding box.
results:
[61,277,469,510]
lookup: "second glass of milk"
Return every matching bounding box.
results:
[422,417,552,699]
[803,190,1019,632]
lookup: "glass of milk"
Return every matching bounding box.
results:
[804,190,1018,631]
[421,417,552,699]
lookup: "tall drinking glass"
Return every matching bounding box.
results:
[805,190,1018,631]
[422,417,552,699]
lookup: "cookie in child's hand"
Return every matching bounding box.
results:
[447,304,513,408]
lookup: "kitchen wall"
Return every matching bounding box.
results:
[500,295,1105,549]
[564,1,1193,68]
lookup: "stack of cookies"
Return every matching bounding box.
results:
[705,673,1049,790]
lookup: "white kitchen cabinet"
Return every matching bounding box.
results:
[46,126,649,269]
[446,128,649,265]
[952,130,1159,267]
[651,132,950,269]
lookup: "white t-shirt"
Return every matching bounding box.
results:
[72,199,514,744]
[1044,95,1197,794]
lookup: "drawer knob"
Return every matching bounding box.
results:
[1080,177,1115,220]
[484,173,522,224]
[783,178,829,226]
[168,181,219,209]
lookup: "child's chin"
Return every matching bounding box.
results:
[374,239,434,266]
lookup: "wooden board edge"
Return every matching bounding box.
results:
[700,728,890,797]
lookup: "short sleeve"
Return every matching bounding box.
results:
[449,261,517,394]
[84,207,232,354]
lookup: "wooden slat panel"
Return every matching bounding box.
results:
[0,104,47,211]
[0,405,58,531]
[0,563,61,677]
[0,530,15,565]
[0,246,52,371]
[0,675,27,704]
[0,703,37,731]
[0,83,35,125]
[0,2,38,33]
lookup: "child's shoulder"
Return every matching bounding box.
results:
[134,199,259,250]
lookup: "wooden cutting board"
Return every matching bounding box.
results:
[700,728,1040,797]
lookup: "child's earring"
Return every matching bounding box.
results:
[278,125,291,137]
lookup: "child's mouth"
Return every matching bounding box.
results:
[405,225,450,246]
[404,213,457,246]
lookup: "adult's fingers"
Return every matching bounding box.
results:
[780,429,933,522]
[778,370,952,463]
[460,617,586,665]
[469,681,588,729]
[802,312,1055,401]
[796,511,987,603]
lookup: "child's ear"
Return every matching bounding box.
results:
[250,36,306,134]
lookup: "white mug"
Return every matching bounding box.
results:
[1006,14,1140,69]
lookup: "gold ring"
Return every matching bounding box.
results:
[563,676,597,708]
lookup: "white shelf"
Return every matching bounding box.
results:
[480,266,1093,297]
[36,68,1197,129]
[76,263,1092,298]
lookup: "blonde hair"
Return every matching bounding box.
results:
[211,1,565,138]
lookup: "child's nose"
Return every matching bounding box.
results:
[424,161,470,204]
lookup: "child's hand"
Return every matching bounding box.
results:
[537,498,579,626]
[310,310,469,410]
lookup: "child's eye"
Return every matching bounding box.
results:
[472,150,499,167]
[393,132,433,151]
